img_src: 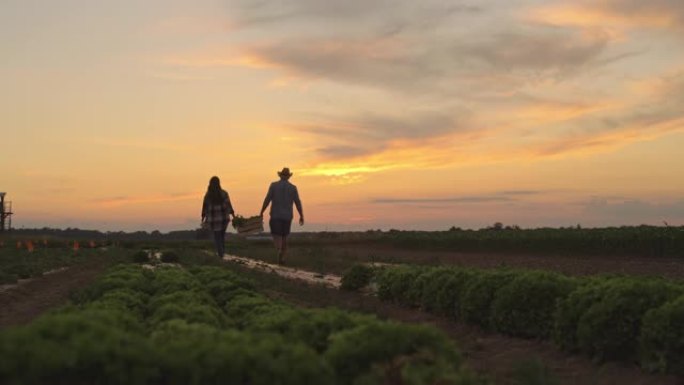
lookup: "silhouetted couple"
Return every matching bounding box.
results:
[201,167,304,265]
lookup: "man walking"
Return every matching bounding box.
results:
[260,167,304,265]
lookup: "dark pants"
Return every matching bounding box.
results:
[269,218,292,236]
[213,227,226,257]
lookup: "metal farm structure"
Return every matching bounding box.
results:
[0,192,13,232]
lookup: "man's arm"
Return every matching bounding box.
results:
[259,184,273,217]
[294,187,304,225]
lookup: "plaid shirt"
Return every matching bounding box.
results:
[202,190,234,231]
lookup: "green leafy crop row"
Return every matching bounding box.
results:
[0,263,483,385]
[350,264,684,374]
[0,248,107,285]
[380,226,684,257]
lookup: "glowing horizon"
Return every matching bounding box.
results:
[2,0,683,232]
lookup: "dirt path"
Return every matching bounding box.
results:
[221,255,681,385]
[222,253,341,288]
[0,259,109,329]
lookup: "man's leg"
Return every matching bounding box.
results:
[279,219,292,265]
[280,236,288,264]
[273,235,283,264]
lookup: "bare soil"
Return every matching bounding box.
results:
[341,244,684,278]
[0,258,109,329]
[235,241,684,279]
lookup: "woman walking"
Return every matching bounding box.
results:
[202,176,235,258]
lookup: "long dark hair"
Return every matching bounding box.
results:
[206,176,224,204]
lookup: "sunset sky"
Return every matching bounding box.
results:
[2,0,683,232]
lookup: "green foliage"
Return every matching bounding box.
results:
[376,266,427,305]
[10,263,43,279]
[510,358,559,385]
[190,265,253,288]
[432,269,479,318]
[639,295,684,374]
[231,215,262,230]
[190,266,256,307]
[147,290,215,313]
[413,268,459,313]
[553,278,616,352]
[147,285,226,326]
[72,265,150,303]
[0,262,478,385]
[223,293,283,327]
[576,279,682,362]
[150,267,201,295]
[460,270,518,329]
[325,322,463,385]
[160,250,180,263]
[340,264,375,292]
[87,288,149,319]
[490,272,578,338]
[0,271,18,285]
[0,248,78,282]
[373,262,684,373]
[153,320,335,385]
[131,250,149,263]
[381,225,684,258]
[247,307,376,353]
[0,311,156,385]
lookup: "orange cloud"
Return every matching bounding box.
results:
[512,100,614,124]
[93,192,201,208]
[299,135,490,181]
[532,116,684,158]
[299,110,684,183]
[528,1,682,32]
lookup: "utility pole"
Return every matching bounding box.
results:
[0,192,13,232]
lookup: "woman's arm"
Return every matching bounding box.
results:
[224,190,235,217]
[201,195,208,220]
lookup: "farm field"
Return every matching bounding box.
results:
[0,255,482,385]
[226,259,681,385]
[0,243,108,285]
[0,231,682,385]
[340,263,684,375]
[226,231,684,279]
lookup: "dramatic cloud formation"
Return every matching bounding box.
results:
[3,0,683,230]
[172,0,680,181]
[296,110,472,159]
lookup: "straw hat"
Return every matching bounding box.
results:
[278,167,293,177]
